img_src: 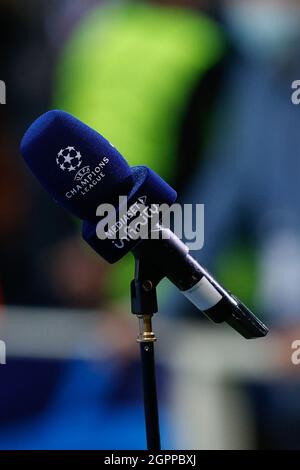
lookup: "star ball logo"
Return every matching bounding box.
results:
[56,146,82,172]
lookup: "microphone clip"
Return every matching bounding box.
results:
[130,244,165,321]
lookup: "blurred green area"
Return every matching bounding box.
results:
[54,2,224,179]
[54,1,225,305]
[216,242,258,310]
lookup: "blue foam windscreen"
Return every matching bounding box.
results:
[21,110,177,263]
[21,110,134,221]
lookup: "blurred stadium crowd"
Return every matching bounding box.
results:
[1,0,300,449]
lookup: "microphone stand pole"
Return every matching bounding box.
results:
[131,247,164,451]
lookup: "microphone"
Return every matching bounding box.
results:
[21,110,135,221]
[21,110,268,339]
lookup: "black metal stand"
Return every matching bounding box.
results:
[131,247,164,451]
[140,340,161,451]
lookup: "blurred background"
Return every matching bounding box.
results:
[1,0,300,449]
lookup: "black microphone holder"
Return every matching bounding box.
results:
[131,244,165,451]
[130,230,268,450]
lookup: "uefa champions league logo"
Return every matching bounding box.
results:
[56,146,82,172]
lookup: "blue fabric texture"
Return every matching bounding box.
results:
[21,110,134,220]
[21,110,177,263]
[83,166,177,263]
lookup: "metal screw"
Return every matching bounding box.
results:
[142,280,153,292]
